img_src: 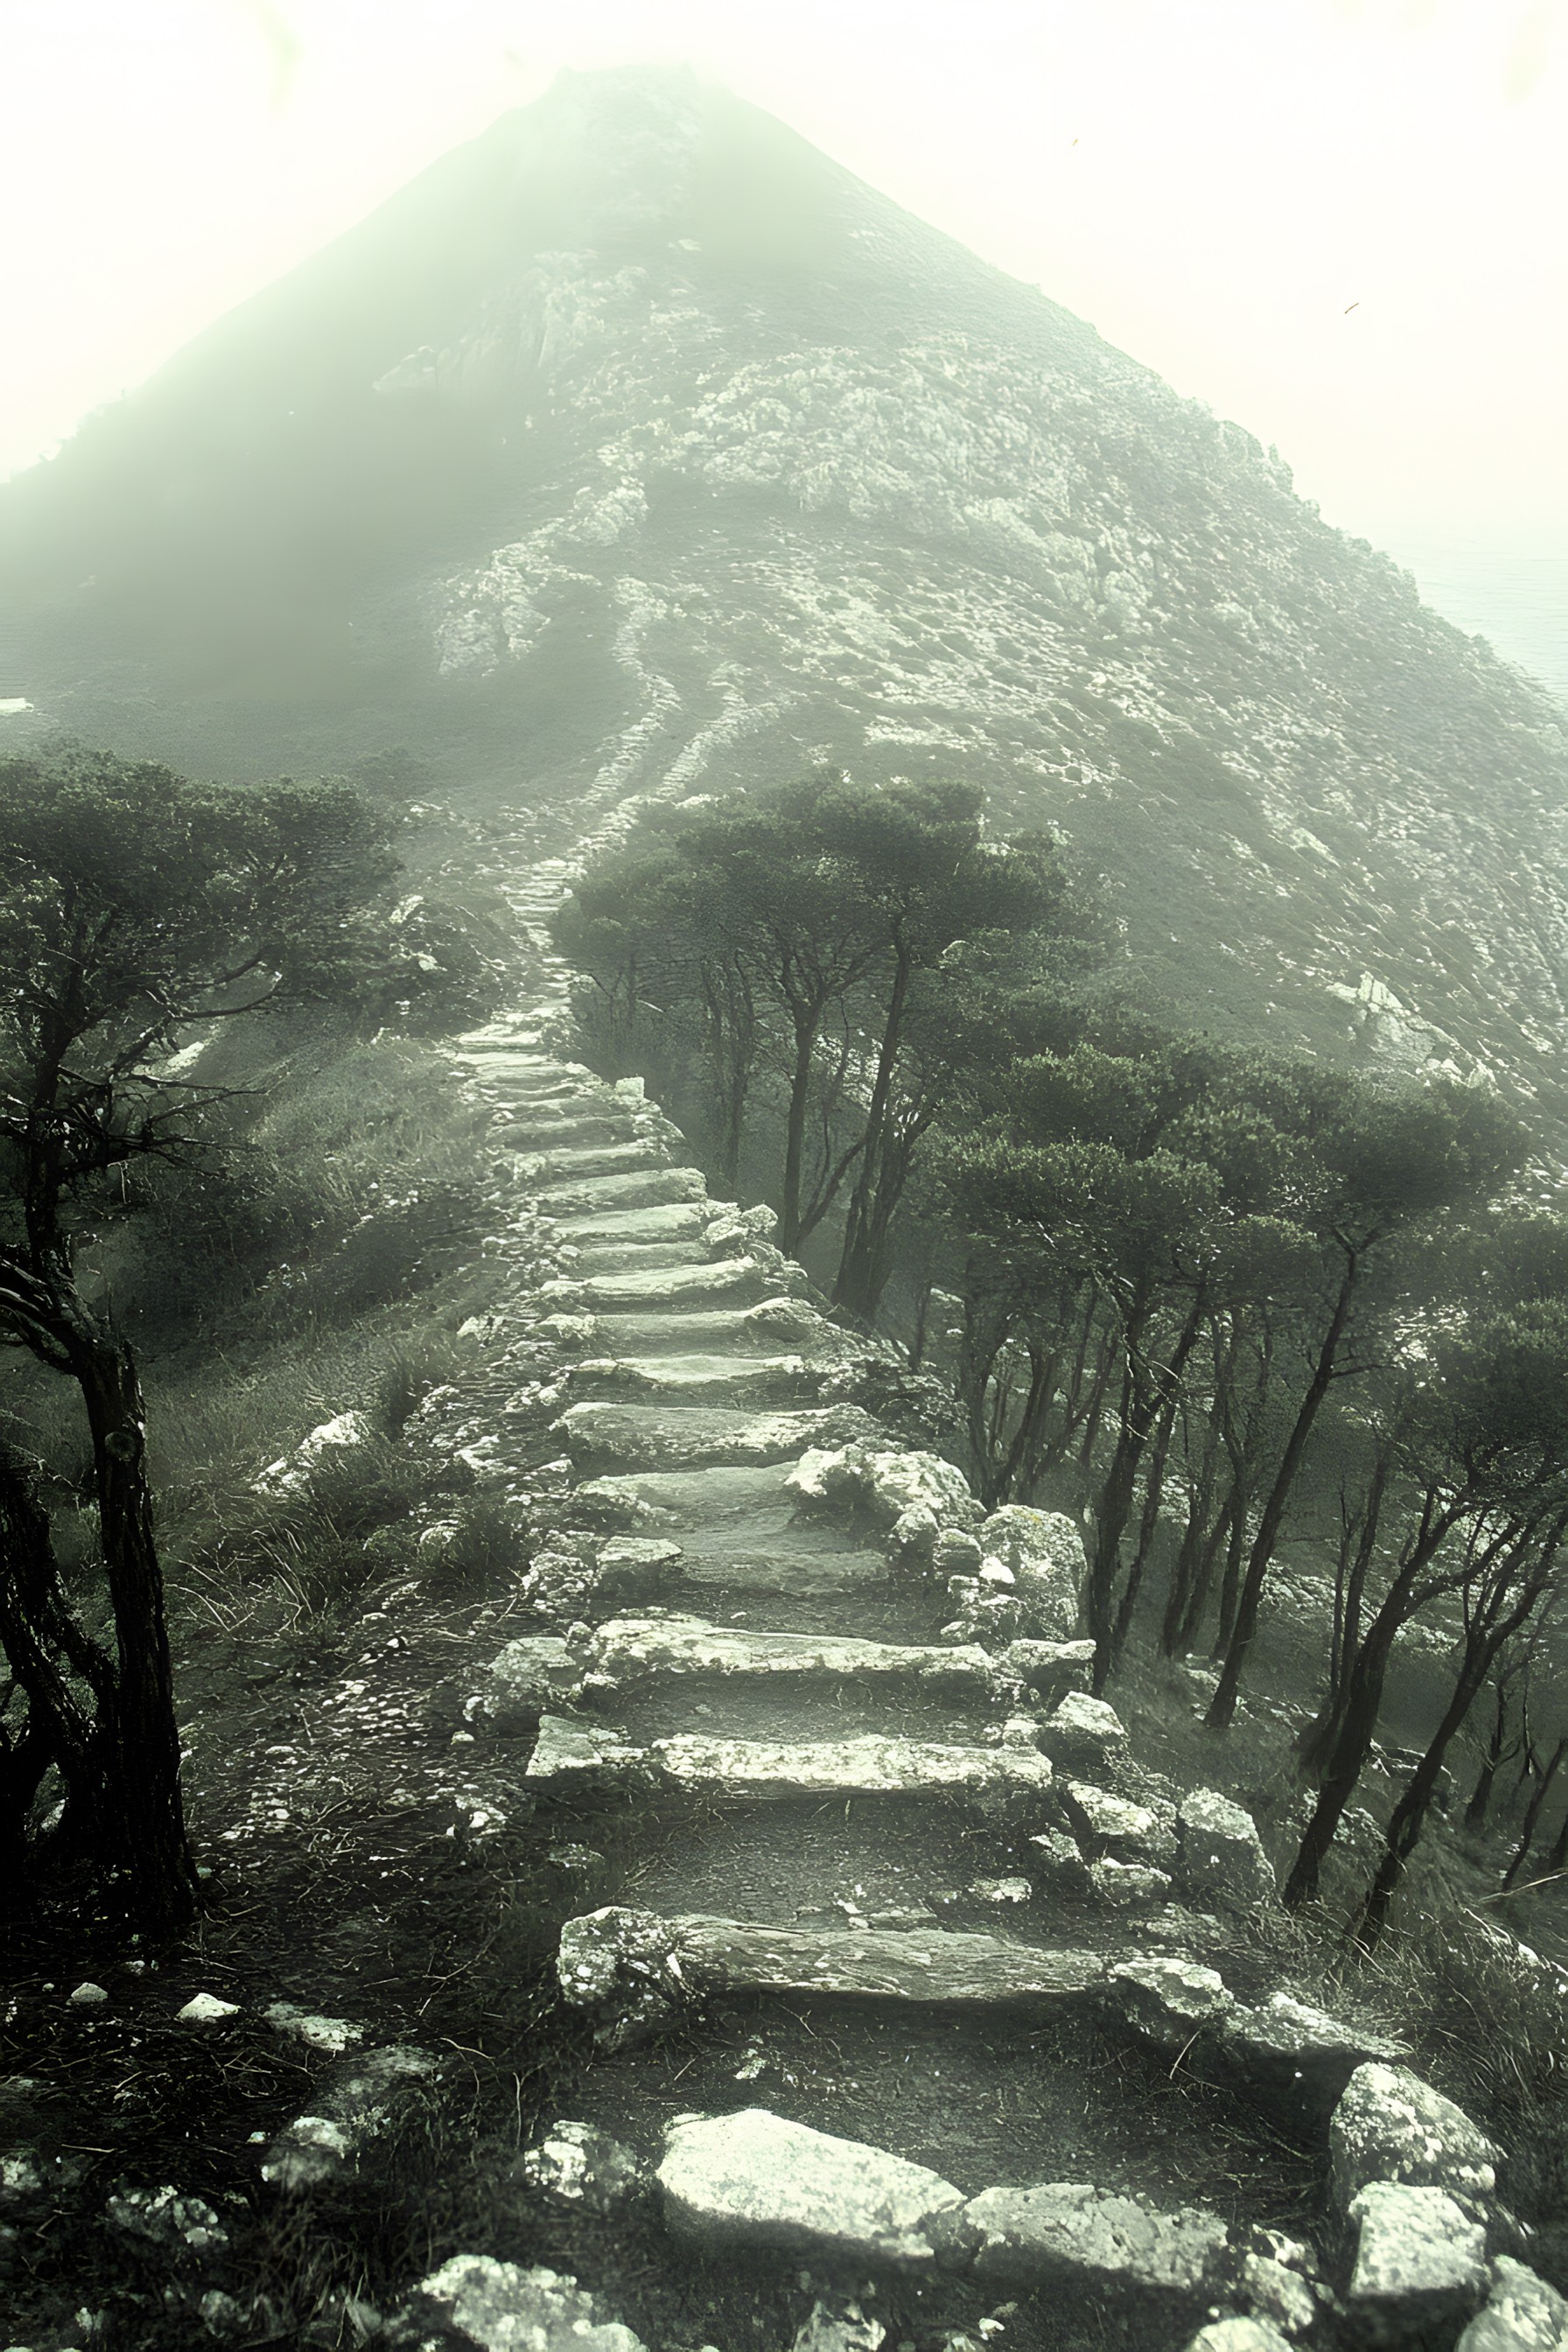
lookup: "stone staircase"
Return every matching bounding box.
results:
[261,848,1556,2352]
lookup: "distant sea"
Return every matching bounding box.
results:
[1389,536,1568,710]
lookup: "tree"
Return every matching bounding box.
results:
[1284,1295,1568,1914]
[1206,1074,1525,1729]
[0,746,402,1928]
[555,774,1082,1302]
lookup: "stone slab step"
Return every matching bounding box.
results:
[574,1463,798,1529]
[675,1536,894,1596]
[495,1113,636,1150]
[566,1241,712,1276]
[541,1169,708,1219]
[567,1353,828,1404]
[582,1298,833,1357]
[553,1203,713,1249]
[648,1731,1054,1817]
[658,1913,1105,2005]
[657,2109,962,2267]
[554,1401,880,1473]
[514,1141,670,1184]
[579,1614,1004,1694]
[540,1256,784,1311]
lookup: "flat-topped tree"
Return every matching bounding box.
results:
[0,747,402,1929]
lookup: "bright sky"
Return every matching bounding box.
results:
[4,0,1566,565]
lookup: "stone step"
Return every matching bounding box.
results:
[567,1240,712,1276]
[643,1912,1105,2006]
[514,1140,671,1185]
[539,1168,708,1219]
[574,1461,803,1530]
[578,1613,1005,1695]
[554,1203,713,1250]
[674,1533,895,1597]
[542,1256,785,1311]
[495,1113,637,1150]
[566,1353,829,1404]
[648,1731,1054,1818]
[554,1401,880,1474]
[583,1298,833,1357]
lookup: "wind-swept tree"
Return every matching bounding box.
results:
[0,747,404,1928]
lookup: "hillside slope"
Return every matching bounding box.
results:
[4,65,1566,1092]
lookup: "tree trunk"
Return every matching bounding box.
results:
[1502,1736,1568,1890]
[1208,1255,1359,1730]
[1282,1616,1397,1909]
[1464,1680,1515,1834]
[833,948,912,1321]
[73,1334,199,1930]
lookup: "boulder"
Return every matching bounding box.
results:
[1060,1780,1176,1866]
[976,1508,1084,1635]
[1088,1858,1173,1907]
[1459,2258,1568,2352]
[1038,1693,1128,1776]
[955,2179,1228,2297]
[1346,2180,1488,2337]
[555,1908,687,2049]
[401,2257,647,2352]
[785,1445,982,1537]
[1105,1956,1235,2050]
[517,2120,648,2213]
[1220,1993,1410,2117]
[1331,2063,1500,2214]
[1177,1789,1276,1908]
[656,2109,963,2265]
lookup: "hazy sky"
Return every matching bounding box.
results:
[4,0,1566,568]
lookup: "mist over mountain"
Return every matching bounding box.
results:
[4,64,1566,1099]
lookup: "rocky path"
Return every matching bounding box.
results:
[377,858,1550,2352]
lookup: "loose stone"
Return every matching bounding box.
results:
[555,1908,687,2048]
[261,2047,438,2192]
[656,2108,964,2265]
[1180,2325,1294,2352]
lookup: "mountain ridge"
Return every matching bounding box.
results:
[4,64,1565,1107]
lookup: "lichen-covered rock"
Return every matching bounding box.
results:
[1029,1825,1093,1891]
[1346,2180,1488,2334]
[792,2299,886,2352]
[400,2256,648,2352]
[261,2046,438,2192]
[518,2120,648,2212]
[656,2109,963,2264]
[1038,1692,1128,1776]
[975,1508,1083,1635]
[955,2179,1228,2296]
[1177,1788,1276,1908]
[104,2185,229,2257]
[1331,2063,1500,2214]
[556,1908,687,2048]
[1106,1956,1234,2049]
[1458,2258,1568,2352]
